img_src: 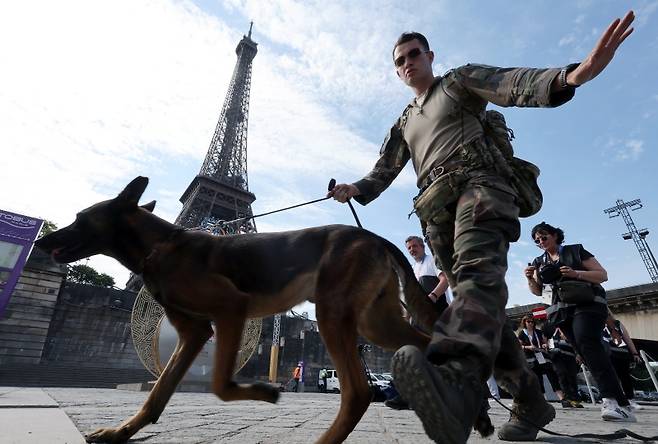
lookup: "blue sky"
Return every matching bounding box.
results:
[1,0,657,319]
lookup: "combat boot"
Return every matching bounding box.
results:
[392,345,483,444]
[497,398,556,441]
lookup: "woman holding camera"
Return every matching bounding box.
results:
[524,222,635,422]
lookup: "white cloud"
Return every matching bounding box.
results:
[0,0,236,222]
[637,1,658,27]
[614,139,644,161]
[558,34,576,47]
[602,137,645,162]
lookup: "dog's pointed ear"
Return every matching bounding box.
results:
[118,176,149,206]
[141,200,156,212]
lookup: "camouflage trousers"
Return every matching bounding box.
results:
[422,171,544,402]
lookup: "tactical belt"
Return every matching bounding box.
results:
[420,157,468,190]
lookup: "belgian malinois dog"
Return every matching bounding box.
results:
[35,176,440,443]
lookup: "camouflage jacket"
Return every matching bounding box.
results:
[353,64,577,206]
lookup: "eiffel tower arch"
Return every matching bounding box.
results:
[130,24,262,379]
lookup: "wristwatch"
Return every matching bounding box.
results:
[559,63,581,89]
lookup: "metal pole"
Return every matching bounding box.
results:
[269,344,279,384]
[580,364,597,404]
[299,330,305,392]
[640,350,658,392]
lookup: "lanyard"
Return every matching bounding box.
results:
[523,329,540,347]
[543,245,563,264]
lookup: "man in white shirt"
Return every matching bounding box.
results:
[405,235,450,306]
[386,235,452,411]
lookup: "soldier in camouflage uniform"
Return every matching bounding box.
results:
[329,11,634,444]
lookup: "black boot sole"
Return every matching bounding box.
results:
[392,345,471,444]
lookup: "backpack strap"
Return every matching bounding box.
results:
[440,70,485,125]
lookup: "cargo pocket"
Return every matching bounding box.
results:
[413,170,469,224]
[471,184,520,241]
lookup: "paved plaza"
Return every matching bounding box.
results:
[2,386,658,443]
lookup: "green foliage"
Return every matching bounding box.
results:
[39,220,58,237]
[67,264,116,288]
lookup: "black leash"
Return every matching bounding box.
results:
[327,178,362,228]
[358,344,376,402]
[221,178,363,228]
[491,397,658,441]
[222,196,331,226]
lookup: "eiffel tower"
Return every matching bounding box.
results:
[126,24,258,292]
[176,23,258,231]
[128,24,263,378]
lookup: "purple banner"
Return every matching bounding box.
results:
[0,209,43,317]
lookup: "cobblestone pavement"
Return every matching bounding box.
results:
[46,388,657,443]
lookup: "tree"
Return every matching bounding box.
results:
[39,220,58,237]
[67,264,115,288]
[95,273,116,288]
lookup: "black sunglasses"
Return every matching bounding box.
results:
[394,47,429,68]
[534,235,549,244]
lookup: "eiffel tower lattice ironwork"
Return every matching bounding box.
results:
[176,23,258,232]
[128,24,263,379]
[125,24,259,293]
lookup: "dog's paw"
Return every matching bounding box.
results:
[85,426,130,443]
[253,381,280,404]
[473,413,495,438]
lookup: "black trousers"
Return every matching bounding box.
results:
[550,351,580,401]
[610,352,635,400]
[531,361,562,395]
[561,311,628,406]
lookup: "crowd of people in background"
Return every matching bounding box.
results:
[397,223,646,424]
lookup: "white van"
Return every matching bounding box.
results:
[367,372,391,389]
[318,369,340,393]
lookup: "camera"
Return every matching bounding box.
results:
[538,262,563,284]
[357,344,372,353]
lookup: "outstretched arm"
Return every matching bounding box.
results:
[553,10,635,90]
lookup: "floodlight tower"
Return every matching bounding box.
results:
[604,198,658,283]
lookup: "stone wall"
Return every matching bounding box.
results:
[0,248,65,365]
[40,282,146,370]
[0,251,151,387]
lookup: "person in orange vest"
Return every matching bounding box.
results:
[292,364,302,392]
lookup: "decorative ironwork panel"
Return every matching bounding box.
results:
[131,286,262,378]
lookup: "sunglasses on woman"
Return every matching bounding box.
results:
[394,47,429,68]
[534,235,549,244]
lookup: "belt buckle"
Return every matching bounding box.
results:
[428,165,445,182]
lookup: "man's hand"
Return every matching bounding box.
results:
[567,10,635,87]
[327,183,360,203]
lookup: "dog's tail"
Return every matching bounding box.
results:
[379,236,438,333]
